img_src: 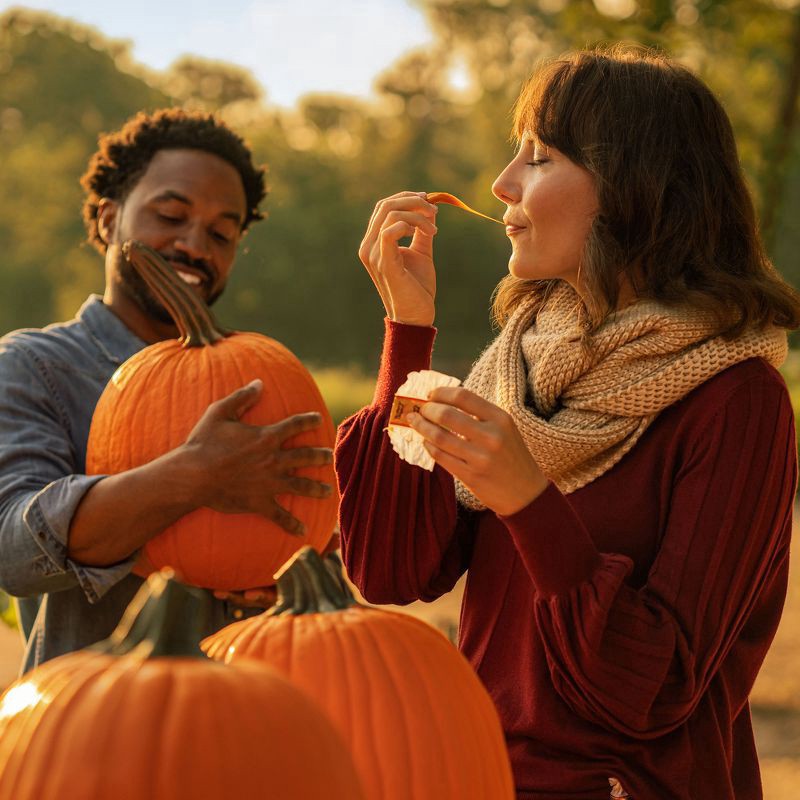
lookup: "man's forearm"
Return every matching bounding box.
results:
[67,445,204,566]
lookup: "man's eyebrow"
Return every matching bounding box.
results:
[152,190,244,225]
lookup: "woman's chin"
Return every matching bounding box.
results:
[507,258,538,280]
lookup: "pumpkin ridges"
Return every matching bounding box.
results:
[348,612,411,798]
[0,575,367,800]
[201,552,516,800]
[90,332,337,589]
[88,244,339,589]
[401,615,515,797]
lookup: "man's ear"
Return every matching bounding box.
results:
[97,198,119,246]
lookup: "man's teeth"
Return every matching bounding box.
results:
[176,270,201,286]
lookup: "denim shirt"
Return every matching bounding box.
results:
[0,295,256,673]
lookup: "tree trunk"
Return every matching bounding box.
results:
[762,9,800,251]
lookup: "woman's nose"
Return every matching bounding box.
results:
[492,162,518,205]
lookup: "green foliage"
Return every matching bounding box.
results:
[1,3,799,371]
[310,366,376,426]
[0,591,17,629]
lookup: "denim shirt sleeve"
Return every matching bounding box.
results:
[0,340,135,603]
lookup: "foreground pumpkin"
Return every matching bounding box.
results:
[202,548,515,800]
[86,240,338,590]
[0,571,365,800]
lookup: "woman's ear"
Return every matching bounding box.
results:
[97,198,119,245]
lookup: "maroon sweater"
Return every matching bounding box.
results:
[335,320,797,800]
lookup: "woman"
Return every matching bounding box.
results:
[335,47,800,799]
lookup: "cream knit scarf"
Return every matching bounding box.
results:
[454,280,788,509]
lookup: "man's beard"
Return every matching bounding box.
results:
[116,248,225,325]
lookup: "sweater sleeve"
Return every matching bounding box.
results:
[335,319,477,605]
[499,373,797,739]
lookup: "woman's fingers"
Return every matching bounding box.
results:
[408,412,477,465]
[360,194,437,268]
[417,401,485,441]
[427,386,503,420]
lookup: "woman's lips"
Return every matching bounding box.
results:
[505,224,526,236]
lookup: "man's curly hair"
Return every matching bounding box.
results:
[81,107,266,253]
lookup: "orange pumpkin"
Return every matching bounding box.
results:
[0,571,365,800]
[202,548,516,800]
[86,240,338,590]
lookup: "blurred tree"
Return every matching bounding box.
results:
[1,4,797,373]
[0,8,170,328]
[157,54,264,110]
[414,0,800,283]
[761,8,800,251]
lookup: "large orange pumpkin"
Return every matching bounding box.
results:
[0,571,365,800]
[202,548,516,800]
[86,240,338,590]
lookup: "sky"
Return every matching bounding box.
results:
[2,0,437,107]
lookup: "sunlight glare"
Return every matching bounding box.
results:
[0,683,45,720]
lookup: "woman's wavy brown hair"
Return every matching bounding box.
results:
[493,45,800,339]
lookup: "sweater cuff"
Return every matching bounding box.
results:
[499,482,604,596]
[372,318,437,407]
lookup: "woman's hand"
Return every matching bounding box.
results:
[358,191,439,327]
[408,386,549,516]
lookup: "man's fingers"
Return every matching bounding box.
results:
[269,504,306,537]
[242,586,278,604]
[283,476,334,499]
[268,411,325,443]
[277,446,334,469]
[210,379,263,420]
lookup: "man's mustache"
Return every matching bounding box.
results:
[162,252,215,284]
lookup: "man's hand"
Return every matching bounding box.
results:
[68,380,334,567]
[213,585,278,609]
[213,528,341,609]
[183,379,334,536]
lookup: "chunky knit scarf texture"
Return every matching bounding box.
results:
[455,281,788,510]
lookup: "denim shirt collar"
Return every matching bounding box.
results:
[77,295,148,366]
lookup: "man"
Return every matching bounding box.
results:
[0,108,333,673]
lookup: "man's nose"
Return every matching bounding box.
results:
[174,222,210,261]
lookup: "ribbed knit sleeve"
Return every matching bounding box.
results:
[500,373,797,738]
[336,319,477,605]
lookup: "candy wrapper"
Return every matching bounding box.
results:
[387,369,461,470]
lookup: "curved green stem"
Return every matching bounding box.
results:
[90,570,210,659]
[269,547,359,616]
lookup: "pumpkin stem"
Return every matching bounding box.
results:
[90,569,210,659]
[122,240,231,347]
[268,547,359,616]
